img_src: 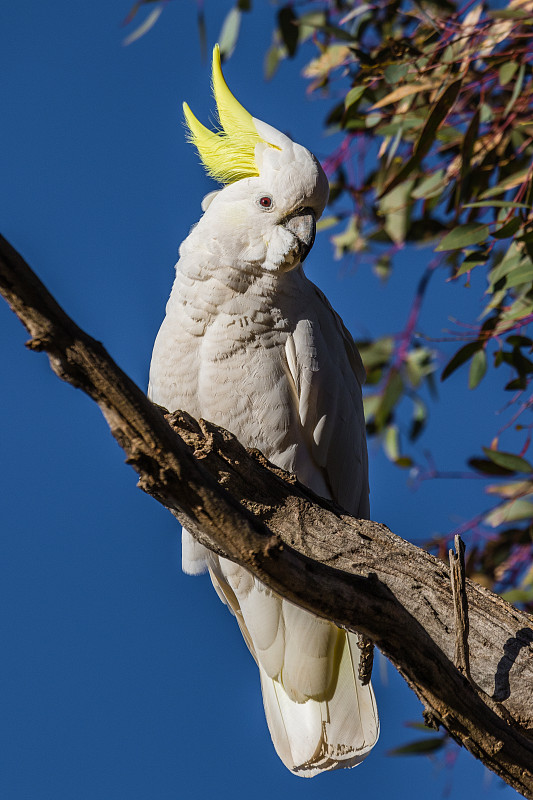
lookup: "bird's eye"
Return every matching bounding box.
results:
[259,195,273,209]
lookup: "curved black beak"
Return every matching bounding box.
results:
[283,207,316,263]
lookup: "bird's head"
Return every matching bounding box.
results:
[183,45,329,272]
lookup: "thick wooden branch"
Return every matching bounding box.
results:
[1,233,533,797]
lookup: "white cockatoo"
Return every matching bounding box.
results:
[149,45,379,776]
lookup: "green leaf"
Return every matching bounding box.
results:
[411,170,446,199]
[379,181,414,245]
[481,288,506,317]
[464,201,530,210]
[469,458,516,476]
[489,244,523,286]
[388,736,447,756]
[380,78,462,197]
[373,254,392,282]
[363,394,381,419]
[384,64,408,84]
[316,215,340,232]
[375,370,404,429]
[405,347,434,388]
[460,109,479,182]
[469,349,487,389]
[331,218,363,258]
[456,250,488,276]
[358,337,394,370]
[493,217,522,240]
[300,22,355,41]
[264,44,283,80]
[405,721,441,731]
[365,113,382,128]
[344,85,366,110]
[519,229,533,265]
[480,103,493,123]
[384,424,400,461]
[277,5,299,58]
[480,167,531,199]
[485,499,533,527]
[506,335,532,347]
[486,478,533,497]
[218,7,241,59]
[504,62,526,117]
[441,341,482,381]
[499,61,519,86]
[489,8,533,19]
[501,587,533,604]
[123,5,164,45]
[436,223,490,251]
[483,448,533,474]
[297,12,327,42]
[409,397,427,441]
[396,456,414,468]
[502,261,533,288]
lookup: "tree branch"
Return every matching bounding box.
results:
[1,233,533,798]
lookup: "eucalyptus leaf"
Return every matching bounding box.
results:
[384,424,400,461]
[442,341,482,381]
[436,223,490,251]
[344,85,366,110]
[492,217,522,240]
[380,78,462,197]
[483,448,533,474]
[485,499,533,527]
[499,61,518,86]
[375,371,404,429]
[464,201,529,210]
[469,349,487,389]
[501,588,533,604]
[277,5,299,58]
[411,170,446,199]
[480,167,530,198]
[456,250,488,276]
[264,44,283,80]
[218,7,241,59]
[384,63,409,84]
[503,262,533,289]
[504,63,525,117]
[388,736,447,756]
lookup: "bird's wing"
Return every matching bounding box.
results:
[285,282,369,518]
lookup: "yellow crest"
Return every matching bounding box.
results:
[183,45,267,184]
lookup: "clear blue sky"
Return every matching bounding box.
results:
[1,2,518,798]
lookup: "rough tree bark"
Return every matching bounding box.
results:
[1,233,532,797]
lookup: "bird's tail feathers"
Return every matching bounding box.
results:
[260,630,379,777]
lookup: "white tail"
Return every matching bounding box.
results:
[260,630,378,776]
[194,544,379,776]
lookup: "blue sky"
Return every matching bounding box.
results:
[1,2,518,798]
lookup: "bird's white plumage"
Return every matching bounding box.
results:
[149,50,378,776]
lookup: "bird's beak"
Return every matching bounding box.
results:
[283,207,316,263]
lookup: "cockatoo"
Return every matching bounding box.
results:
[149,45,379,776]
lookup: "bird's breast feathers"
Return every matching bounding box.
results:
[149,257,368,514]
